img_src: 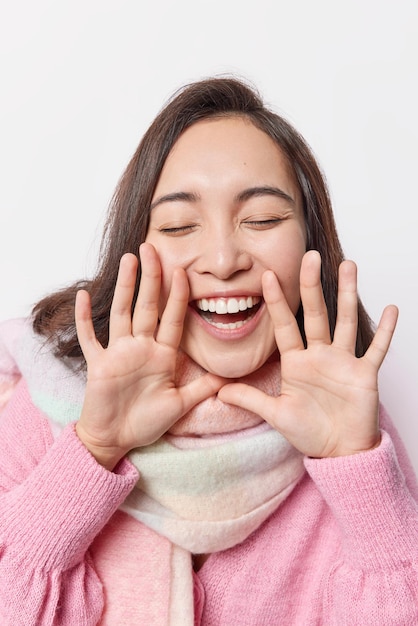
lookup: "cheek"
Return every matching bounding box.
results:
[282,273,302,314]
[145,237,194,310]
[152,249,178,315]
[157,273,173,316]
[276,253,305,313]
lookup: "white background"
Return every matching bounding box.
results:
[0,0,417,470]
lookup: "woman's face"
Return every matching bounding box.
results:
[146,116,306,378]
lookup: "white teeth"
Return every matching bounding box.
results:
[227,299,239,314]
[196,296,261,314]
[213,320,246,330]
[216,300,228,314]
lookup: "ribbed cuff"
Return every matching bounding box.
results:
[0,423,139,570]
[305,430,418,569]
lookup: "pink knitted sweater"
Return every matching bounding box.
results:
[0,384,418,626]
[1,382,418,624]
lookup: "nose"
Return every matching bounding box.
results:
[193,232,253,280]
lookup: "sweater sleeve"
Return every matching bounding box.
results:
[305,407,418,625]
[0,379,139,626]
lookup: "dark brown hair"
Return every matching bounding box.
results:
[32,76,374,360]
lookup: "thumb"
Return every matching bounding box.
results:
[179,373,228,414]
[218,382,273,418]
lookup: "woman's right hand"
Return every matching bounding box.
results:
[74,243,225,471]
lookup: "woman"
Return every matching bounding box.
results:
[0,77,417,625]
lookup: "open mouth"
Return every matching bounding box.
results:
[194,296,262,330]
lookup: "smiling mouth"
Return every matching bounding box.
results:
[194,296,262,329]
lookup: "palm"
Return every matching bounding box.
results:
[81,335,179,442]
[75,244,225,468]
[219,252,398,458]
[273,345,380,457]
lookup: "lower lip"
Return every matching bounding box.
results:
[189,302,266,340]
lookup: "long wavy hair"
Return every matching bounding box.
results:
[32,76,374,360]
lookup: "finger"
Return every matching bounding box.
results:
[332,260,358,351]
[150,374,229,439]
[364,304,399,369]
[156,268,189,348]
[132,243,162,337]
[108,253,139,345]
[262,270,304,354]
[218,382,277,425]
[179,373,228,415]
[299,251,331,345]
[75,289,101,360]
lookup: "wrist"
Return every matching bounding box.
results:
[339,431,382,457]
[326,432,382,459]
[75,423,127,471]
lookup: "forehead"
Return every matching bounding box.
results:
[155,116,300,196]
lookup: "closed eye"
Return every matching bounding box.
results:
[243,218,285,229]
[159,224,198,235]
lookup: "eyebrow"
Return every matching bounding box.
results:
[150,191,199,211]
[236,186,295,206]
[150,186,296,210]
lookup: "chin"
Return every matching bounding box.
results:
[181,330,277,378]
[194,353,270,379]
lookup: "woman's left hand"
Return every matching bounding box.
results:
[218,251,398,458]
